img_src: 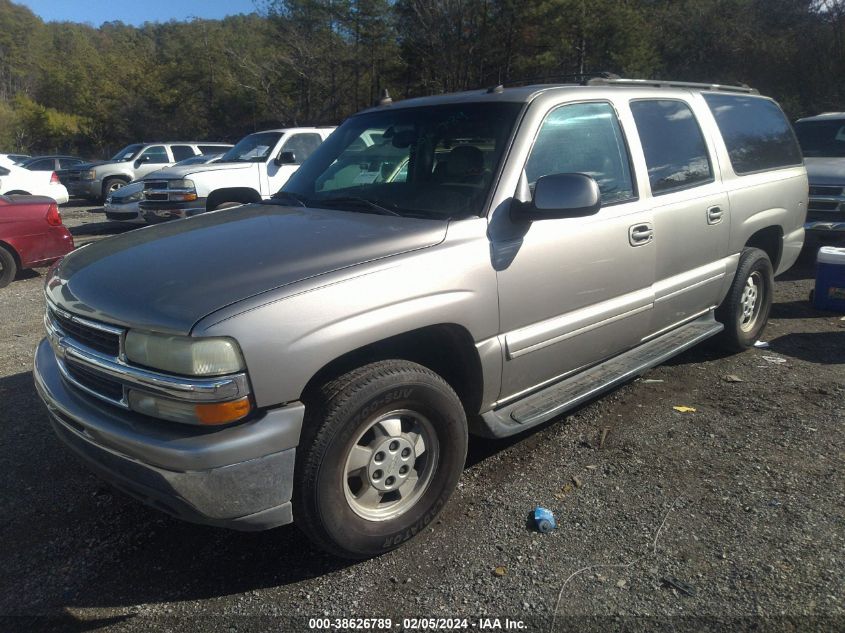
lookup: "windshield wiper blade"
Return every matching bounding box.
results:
[315,197,401,216]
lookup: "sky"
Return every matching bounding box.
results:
[17,0,260,27]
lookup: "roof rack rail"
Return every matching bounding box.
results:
[585,77,758,94]
[500,71,620,89]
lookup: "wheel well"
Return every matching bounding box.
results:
[0,240,21,267]
[302,324,484,416]
[745,226,782,271]
[207,188,262,210]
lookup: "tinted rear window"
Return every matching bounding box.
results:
[703,94,803,174]
[630,99,713,195]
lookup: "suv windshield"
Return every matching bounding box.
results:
[110,144,145,161]
[282,102,524,219]
[220,132,283,163]
[794,120,845,157]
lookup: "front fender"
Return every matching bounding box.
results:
[192,221,498,407]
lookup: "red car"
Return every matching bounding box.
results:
[0,195,74,288]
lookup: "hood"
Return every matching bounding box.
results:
[46,204,448,334]
[143,161,253,180]
[804,157,845,186]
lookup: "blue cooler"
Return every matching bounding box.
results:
[814,246,845,312]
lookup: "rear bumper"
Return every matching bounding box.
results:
[33,338,304,530]
[19,226,74,269]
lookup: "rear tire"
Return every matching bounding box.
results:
[0,246,18,288]
[716,247,774,351]
[294,360,468,559]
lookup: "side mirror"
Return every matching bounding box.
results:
[512,173,601,222]
[134,155,150,167]
[275,151,298,166]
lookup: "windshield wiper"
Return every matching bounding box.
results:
[314,197,402,216]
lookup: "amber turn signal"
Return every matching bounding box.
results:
[194,397,252,425]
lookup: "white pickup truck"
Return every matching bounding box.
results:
[138,127,335,222]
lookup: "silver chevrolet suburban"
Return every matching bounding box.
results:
[34,79,806,559]
[58,141,232,202]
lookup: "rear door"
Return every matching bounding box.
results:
[628,98,730,336]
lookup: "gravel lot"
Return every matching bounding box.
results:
[0,205,843,632]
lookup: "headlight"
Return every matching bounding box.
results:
[124,331,245,376]
[122,190,144,203]
[81,169,97,180]
[168,179,197,202]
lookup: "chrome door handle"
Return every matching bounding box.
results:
[629,223,654,246]
[707,206,724,225]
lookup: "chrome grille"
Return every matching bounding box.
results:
[49,307,121,357]
[808,200,840,212]
[144,180,169,201]
[809,185,843,196]
[65,360,125,402]
[59,171,82,183]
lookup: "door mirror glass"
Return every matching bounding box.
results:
[275,151,298,166]
[515,173,601,221]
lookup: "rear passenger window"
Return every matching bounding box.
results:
[703,93,803,174]
[526,102,635,204]
[171,145,196,162]
[630,100,712,195]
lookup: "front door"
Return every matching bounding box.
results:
[494,101,655,401]
[266,132,324,195]
[134,145,171,179]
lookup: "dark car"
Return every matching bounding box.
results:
[0,195,74,288]
[22,156,86,172]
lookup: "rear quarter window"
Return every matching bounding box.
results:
[703,93,803,175]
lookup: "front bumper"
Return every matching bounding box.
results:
[104,201,145,224]
[63,179,101,199]
[34,338,305,530]
[805,220,845,232]
[139,199,207,223]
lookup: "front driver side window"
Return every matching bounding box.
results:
[281,133,323,164]
[139,146,169,164]
[525,102,635,205]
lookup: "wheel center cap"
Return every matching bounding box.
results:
[367,436,416,492]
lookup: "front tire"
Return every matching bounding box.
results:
[0,246,18,288]
[294,360,468,559]
[716,247,774,350]
[101,178,126,201]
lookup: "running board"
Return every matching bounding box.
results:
[477,313,723,438]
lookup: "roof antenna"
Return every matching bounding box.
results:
[377,89,393,106]
[486,84,504,94]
